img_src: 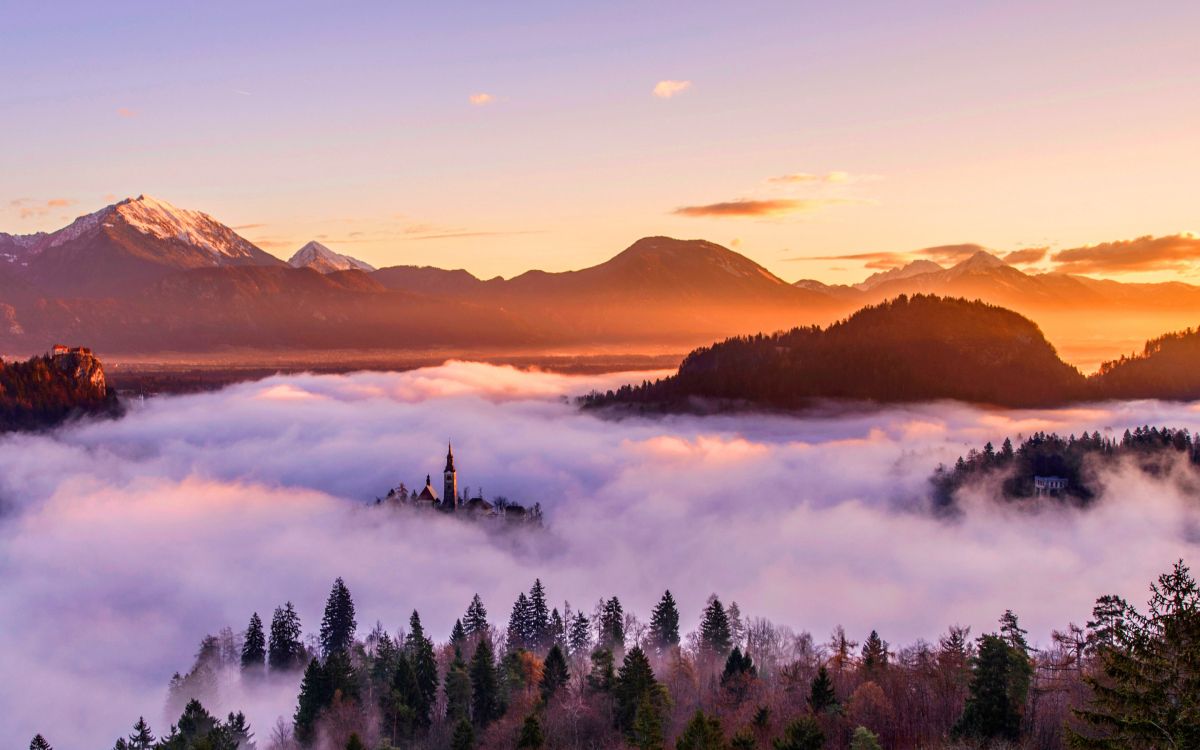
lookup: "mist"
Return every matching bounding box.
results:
[1,361,1197,746]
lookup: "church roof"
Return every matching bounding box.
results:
[416,474,439,501]
[445,442,455,472]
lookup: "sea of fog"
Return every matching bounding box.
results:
[2,361,1198,745]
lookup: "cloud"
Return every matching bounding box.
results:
[116,107,137,118]
[673,198,853,218]
[232,223,268,231]
[1003,247,1049,266]
[795,251,911,269]
[1050,233,1200,274]
[916,243,988,265]
[767,171,857,184]
[1,363,1198,745]
[469,93,495,106]
[9,197,77,219]
[653,80,692,98]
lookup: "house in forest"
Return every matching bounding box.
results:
[378,442,542,525]
[1033,475,1068,496]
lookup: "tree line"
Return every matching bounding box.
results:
[30,562,1199,750]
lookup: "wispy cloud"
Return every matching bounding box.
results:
[9,197,77,219]
[1003,247,1049,266]
[653,80,692,98]
[767,171,857,184]
[1050,234,1200,274]
[793,251,911,269]
[115,107,137,118]
[916,243,988,265]
[469,93,495,106]
[673,198,853,218]
[232,223,267,231]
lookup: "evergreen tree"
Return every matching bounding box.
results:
[1085,594,1133,653]
[444,650,473,724]
[999,609,1030,654]
[516,713,545,750]
[405,610,439,728]
[468,638,500,726]
[529,579,551,650]
[953,633,1032,743]
[463,594,489,637]
[614,646,666,735]
[700,596,733,658]
[127,718,155,750]
[226,712,253,749]
[372,631,399,688]
[1069,561,1200,749]
[268,602,303,672]
[720,648,757,703]
[676,710,725,750]
[726,601,745,649]
[241,612,266,672]
[29,736,52,750]
[587,647,616,693]
[773,717,824,750]
[849,726,882,750]
[568,611,592,655]
[345,733,366,750]
[507,592,533,652]
[450,618,468,649]
[383,651,420,742]
[319,577,357,659]
[549,607,566,648]
[541,644,570,703]
[649,590,681,653]
[809,665,837,713]
[450,718,475,750]
[599,597,626,651]
[860,629,889,673]
[294,658,331,745]
[631,692,667,750]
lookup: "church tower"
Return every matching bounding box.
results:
[443,442,458,511]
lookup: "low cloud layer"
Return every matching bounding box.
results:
[1,362,1197,745]
[673,198,853,218]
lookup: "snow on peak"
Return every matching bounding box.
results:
[951,250,1007,271]
[288,241,376,273]
[110,195,261,260]
[856,259,944,291]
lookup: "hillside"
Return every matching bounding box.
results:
[0,346,120,431]
[583,295,1088,409]
[1091,327,1200,400]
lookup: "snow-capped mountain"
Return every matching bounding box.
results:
[855,259,944,291]
[6,195,282,294]
[288,241,376,273]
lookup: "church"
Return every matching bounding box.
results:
[379,442,543,524]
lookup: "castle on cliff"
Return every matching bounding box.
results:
[378,443,542,524]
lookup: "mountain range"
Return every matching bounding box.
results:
[1,195,1196,366]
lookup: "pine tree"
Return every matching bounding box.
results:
[444,651,473,724]
[384,651,420,742]
[268,602,304,671]
[319,577,357,659]
[614,646,665,734]
[676,710,725,750]
[599,597,626,651]
[648,590,681,653]
[999,609,1030,654]
[727,601,745,649]
[549,608,566,648]
[294,658,331,744]
[372,631,399,688]
[450,618,468,649]
[463,594,489,637]
[468,638,500,726]
[773,717,824,750]
[516,713,545,750]
[587,647,616,693]
[631,692,666,750]
[405,610,439,728]
[226,712,253,749]
[953,633,1032,743]
[127,718,155,750]
[451,718,475,750]
[529,579,551,651]
[345,733,366,750]
[29,736,52,750]
[809,665,837,713]
[241,612,266,672]
[541,644,570,703]
[860,630,889,673]
[721,648,757,703]
[569,611,592,655]
[700,596,733,658]
[507,592,533,652]
[1069,561,1200,748]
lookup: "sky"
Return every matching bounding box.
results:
[2,363,1199,744]
[3,1,1199,283]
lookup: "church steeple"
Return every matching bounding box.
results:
[443,441,458,511]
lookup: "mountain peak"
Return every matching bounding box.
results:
[856,259,944,290]
[288,241,375,273]
[952,250,1007,271]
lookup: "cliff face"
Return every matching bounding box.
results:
[0,346,119,431]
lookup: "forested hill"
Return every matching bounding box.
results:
[1091,326,1200,400]
[583,295,1087,410]
[0,347,120,431]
